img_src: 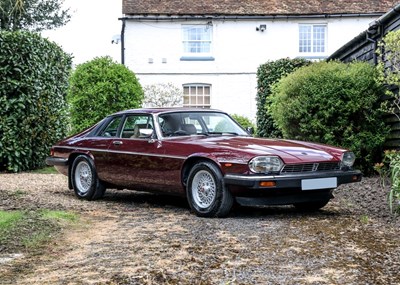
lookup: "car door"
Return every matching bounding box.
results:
[88,115,124,181]
[103,114,174,191]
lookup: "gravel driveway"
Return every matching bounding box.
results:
[0,173,399,285]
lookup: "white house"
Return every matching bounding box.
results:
[120,0,398,120]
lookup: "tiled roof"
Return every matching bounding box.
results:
[123,0,399,16]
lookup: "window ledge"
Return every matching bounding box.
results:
[296,55,328,60]
[180,56,215,61]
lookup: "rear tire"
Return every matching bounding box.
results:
[71,155,106,200]
[186,161,233,218]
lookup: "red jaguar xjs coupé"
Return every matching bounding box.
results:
[46,108,362,217]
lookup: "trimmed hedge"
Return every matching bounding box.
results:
[256,58,310,138]
[0,31,72,172]
[269,61,389,174]
[67,56,144,134]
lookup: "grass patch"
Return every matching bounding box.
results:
[0,209,79,253]
[30,167,58,174]
[0,211,23,231]
[360,215,370,224]
[9,189,27,198]
[40,210,78,223]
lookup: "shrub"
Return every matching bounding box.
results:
[256,58,310,138]
[67,56,143,134]
[231,114,256,132]
[269,61,389,174]
[0,31,72,172]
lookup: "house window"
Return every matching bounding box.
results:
[182,24,213,59]
[183,84,211,108]
[299,24,326,53]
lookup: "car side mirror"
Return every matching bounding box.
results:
[246,127,254,135]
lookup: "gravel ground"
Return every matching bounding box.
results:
[0,173,399,285]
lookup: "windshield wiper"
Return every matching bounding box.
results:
[205,132,240,136]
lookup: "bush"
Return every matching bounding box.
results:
[231,114,255,132]
[256,58,310,138]
[269,61,389,174]
[0,31,72,172]
[67,56,143,134]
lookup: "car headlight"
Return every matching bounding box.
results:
[341,151,355,168]
[249,156,284,173]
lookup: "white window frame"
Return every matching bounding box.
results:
[182,24,213,58]
[299,24,327,54]
[183,84,211,108]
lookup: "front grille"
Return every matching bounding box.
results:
[281,162,340,173]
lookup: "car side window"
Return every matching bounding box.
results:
[98,116,122,137]
[121,115,153,139]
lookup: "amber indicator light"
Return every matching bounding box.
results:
[224,163,232,167]
[259,181,276,187]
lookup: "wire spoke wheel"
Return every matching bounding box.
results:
[71,155,106,200]
[191,170,217,208]
[74,160,93,194]
[187,161,234,217]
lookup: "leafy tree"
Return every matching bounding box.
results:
[269,61,388,174]
[0,0,70,32]
[377,30,400,120]
[67,56,144,134]
[0,31,72,172]
[256,58,310,138]
[143,83,183,107]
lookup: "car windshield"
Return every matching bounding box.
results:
[158,111,249,137]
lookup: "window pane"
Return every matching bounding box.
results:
[99,117,122,137]
[182,25,212,54]
[299,24,325,53]
[184,96,189,104]
[182,84,211,108]
[183,86,189,95]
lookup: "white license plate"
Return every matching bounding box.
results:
[301,177,337,190]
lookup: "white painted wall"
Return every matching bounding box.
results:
[124,16,376,121]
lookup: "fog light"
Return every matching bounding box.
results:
[259,181,276,187]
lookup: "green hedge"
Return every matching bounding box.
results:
[231,114,256,132]
[256,58,310,138]
[269,61,389,174]
[0,31,72,172]
[67,56,144,134]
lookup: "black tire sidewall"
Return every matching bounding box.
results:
[187,161,232,217]
[71,155,98,200]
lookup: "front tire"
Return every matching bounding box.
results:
[71,155,106,200]
[186,161,233,218]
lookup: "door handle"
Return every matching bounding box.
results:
[113,141,123,146]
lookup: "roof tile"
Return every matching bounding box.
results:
[123,0,399,16]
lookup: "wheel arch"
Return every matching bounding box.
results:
[181,154,222,188]
[67,151,95,190]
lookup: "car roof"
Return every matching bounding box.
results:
[112,107,225,116]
